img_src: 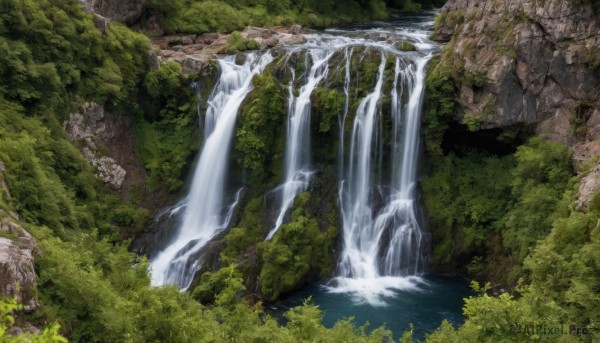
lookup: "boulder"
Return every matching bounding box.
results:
[244,26,277,39]
[92,0,147,25]
[279,34,307,46]
[289,24,303,35]
[0,220,38,311]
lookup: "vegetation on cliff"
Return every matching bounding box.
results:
[2,0,598,341]
[0,0,416,341]
[417,0,600,340]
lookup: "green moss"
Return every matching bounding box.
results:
[220,197,268,266]
[312,87,345,133]
[396,41,416,51]
[218,31,260,54]
[235,72,287,188]
[422,55,457,155]
[461,111,482,131]
[110,204,149,234]
[192,265,244,305]
[134,62,205,193]
[258,192,337,301]
[144,62,182,98]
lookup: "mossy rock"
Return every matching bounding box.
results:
[396,41,417,51]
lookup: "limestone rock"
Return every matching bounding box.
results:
[170,52,216,76]
[244,27,277,39]
[279,34,307,46]
[0,220,38,311]
[64,102,146,191]
[577,164,600,210]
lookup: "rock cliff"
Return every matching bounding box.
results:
[432,0,600,208]
[63,102,148,198]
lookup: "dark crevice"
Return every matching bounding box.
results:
[441,121,534,157]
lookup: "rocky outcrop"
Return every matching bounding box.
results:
[0,216,38,311]
[151,26,308,74]
[78,0,147,26]
[434,0,599,129]
[63,102,147,193]
[434,0,600,209]
[0,162,38,311]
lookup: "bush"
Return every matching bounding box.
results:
[218,31,260,54]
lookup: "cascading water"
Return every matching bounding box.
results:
[328,42,433,305]
[150,12,438,303]
[267,49,335,240]
[150,53,273,289]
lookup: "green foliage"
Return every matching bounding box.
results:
[422,55,456,155]
[259,192,337,301]
[0,100,126,238]
[460,112,481,131]
[0,0,149,113]
[135,62,201,193]
[149,0,391,34]
[192,265,244,305]
[235,73,286,186]
[111,204,149,234]
[134,109,199,192]
[220,197,268,265]
[144,62,183,98]
[422,152,515,276]
[424,208,600,342]
[218,31,260,54]
[423,137,575,284]
[0,298,67,342]
[284,300,393,342]
[502,137,575,262]
[312,87,345,133]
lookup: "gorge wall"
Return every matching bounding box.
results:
[422,0,600,284]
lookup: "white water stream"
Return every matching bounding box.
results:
[151,16,438,305]
[150,53,273,289]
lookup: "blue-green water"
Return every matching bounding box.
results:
[269,276,471,340]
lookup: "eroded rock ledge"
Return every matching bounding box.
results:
[150,26,309,74]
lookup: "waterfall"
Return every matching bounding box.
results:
[150,52,273,289]
[338,48,353,178]
[149,15,437,298]
[330,50,432,304]
[266,49,334,240]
